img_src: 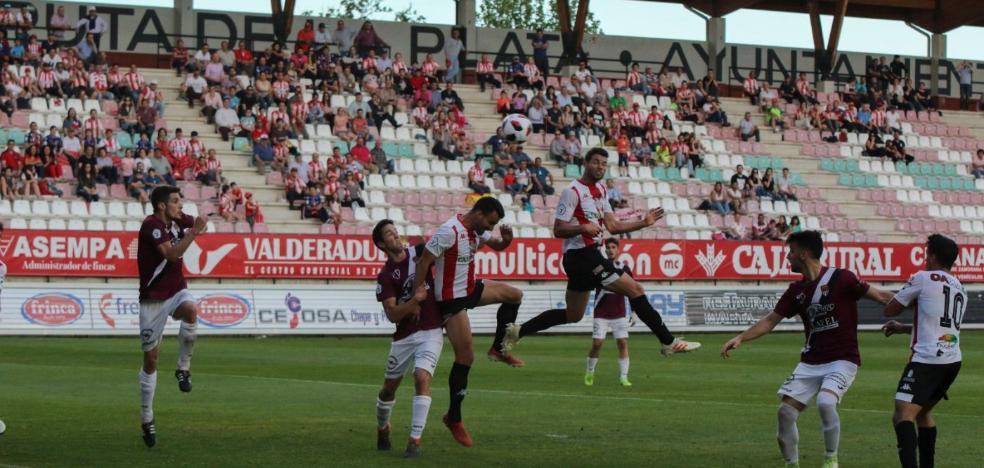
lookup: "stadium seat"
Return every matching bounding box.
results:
[125,220,142,231]
[12,200,31,216]
[86,219,106,231]
[28,218,47,230]
[47,218,67,230]
[107,201,127,218]
[9,218,28,229]
[105,219,124,231]
[67,219,85,231]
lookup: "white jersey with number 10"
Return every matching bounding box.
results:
[555,179,612,253]
[893,270,965,365]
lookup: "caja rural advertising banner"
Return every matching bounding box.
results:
[4,230,984,283]
[2,283,980,336]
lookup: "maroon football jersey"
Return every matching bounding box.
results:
[375,244,442,341]
[138,213,194,302]
[593,261,632,320]
[774,267,870,366]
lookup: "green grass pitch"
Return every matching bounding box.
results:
[0,331,981,467]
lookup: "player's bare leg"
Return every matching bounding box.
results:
[376,377,402,451]
[894,398,940,468]
[478,280,525,367]
[404,368,434,458]
[172,301,199,393]
[442,311,474,447]
[139,346,160,447]
[615,337,631,386]
[507,275,699,355]
[777,396,806,467]
[585,337,603,386]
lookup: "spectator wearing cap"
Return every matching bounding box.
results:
[76,7,107,48]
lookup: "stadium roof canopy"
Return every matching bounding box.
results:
[652,0,984,33]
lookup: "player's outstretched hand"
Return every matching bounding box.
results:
[192,216,208,235]
[881,320,905,337]
[644,208,665,226]
[720,336,742,358]
[499,224,513,243]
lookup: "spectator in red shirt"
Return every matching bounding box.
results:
[349,137,371,170]
[296,20,315,52]
[1,140,22,171]
[468,156,490,194]
[234,40,254,76]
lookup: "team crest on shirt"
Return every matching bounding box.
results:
[820,285,830,297]
[795,292,806,304]
[557,204,567,217]
[152,228,162,239]
[392,269,401,280]
[376,284,382,295]
[806,303,838,332]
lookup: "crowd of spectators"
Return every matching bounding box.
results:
[173,18,484,226]
[0,6,264,231]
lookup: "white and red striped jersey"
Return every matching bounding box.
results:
[167,137,190,158]
[321,179,340,196]
[89,72,108,91]
[411,106,429,123]
[71,71,87,88]
[893,270,965,365]
[26,42,41,59]
[103,136,121,153]
[140,87,160,105]
[84,116,104,134]
[37,69,56,89]
[270,109,289,125]
[870,109,886,127]
[795,79,810,94]
[626,110,644,127]
[391,60,407,74]
[188,139,206,159]
[272,80,291,99]
[206,156,221,171]
[18,73,33,88]
[626,71,642,87]
[362,56,377,71]
[426,215,493,301]
[476,60,494,74]
[290,101,307,122]
[107,70,122,86]
[125,71,145,90]
[308,160,324,181]
[523,63,540,80]
[422,60,438,75]
[555,179,613,252]
[743,77,759,94]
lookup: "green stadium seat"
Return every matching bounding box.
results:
[864,174,878,187]
[820,159,834,171]
[653,166,667,179]
[919,163,932,176]
[847,160,860,172]
[838,174,851,186]
[791,173,803,185]
[564,165,582,178]
[944,164,956,176]
[771,157,783,170]
[940,177,952,191]
[834,160,847,172]
[7,129,24,144]
[932,164,944,176]
[397,143,414,158]
[382,142,398,156]
[927,177,940,190]
[895,162,907,173]
[232,137,250,152]
[914,176,927,189]
[667,167,682,181]
[695,168,708,181]
[964,179,976,191]
[117,132,133,149]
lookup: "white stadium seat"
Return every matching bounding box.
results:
[48,218,67,230]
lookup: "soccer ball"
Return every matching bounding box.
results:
[501,114,532,142]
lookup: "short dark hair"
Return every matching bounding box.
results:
[150,186,181,212]
[926,234,959,269]
[604,237,619,247]
[470,196,505,218]
[372,219,394,247]
[786,230,823,260]
[585,147,609,163]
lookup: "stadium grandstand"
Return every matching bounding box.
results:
[1,0,983,466]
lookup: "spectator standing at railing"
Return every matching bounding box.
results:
[444,28,465,84]
[75,7,107,49]
[332,20,357,56]
[958,61,973,111]
[354,21,389,58]
[47,5,72,41]
[532,28,549,78]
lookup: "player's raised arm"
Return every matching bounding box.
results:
[720,311,784,358]
[602,208,664,235]
[484,224,513,251]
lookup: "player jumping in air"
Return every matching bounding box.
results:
[585,238,637,387]
[372,220,445,458]
[503,148,700,356]
[137,186,208,448]
[721,230,893,468]
[882,234,966,468]
[411,197,529,447]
